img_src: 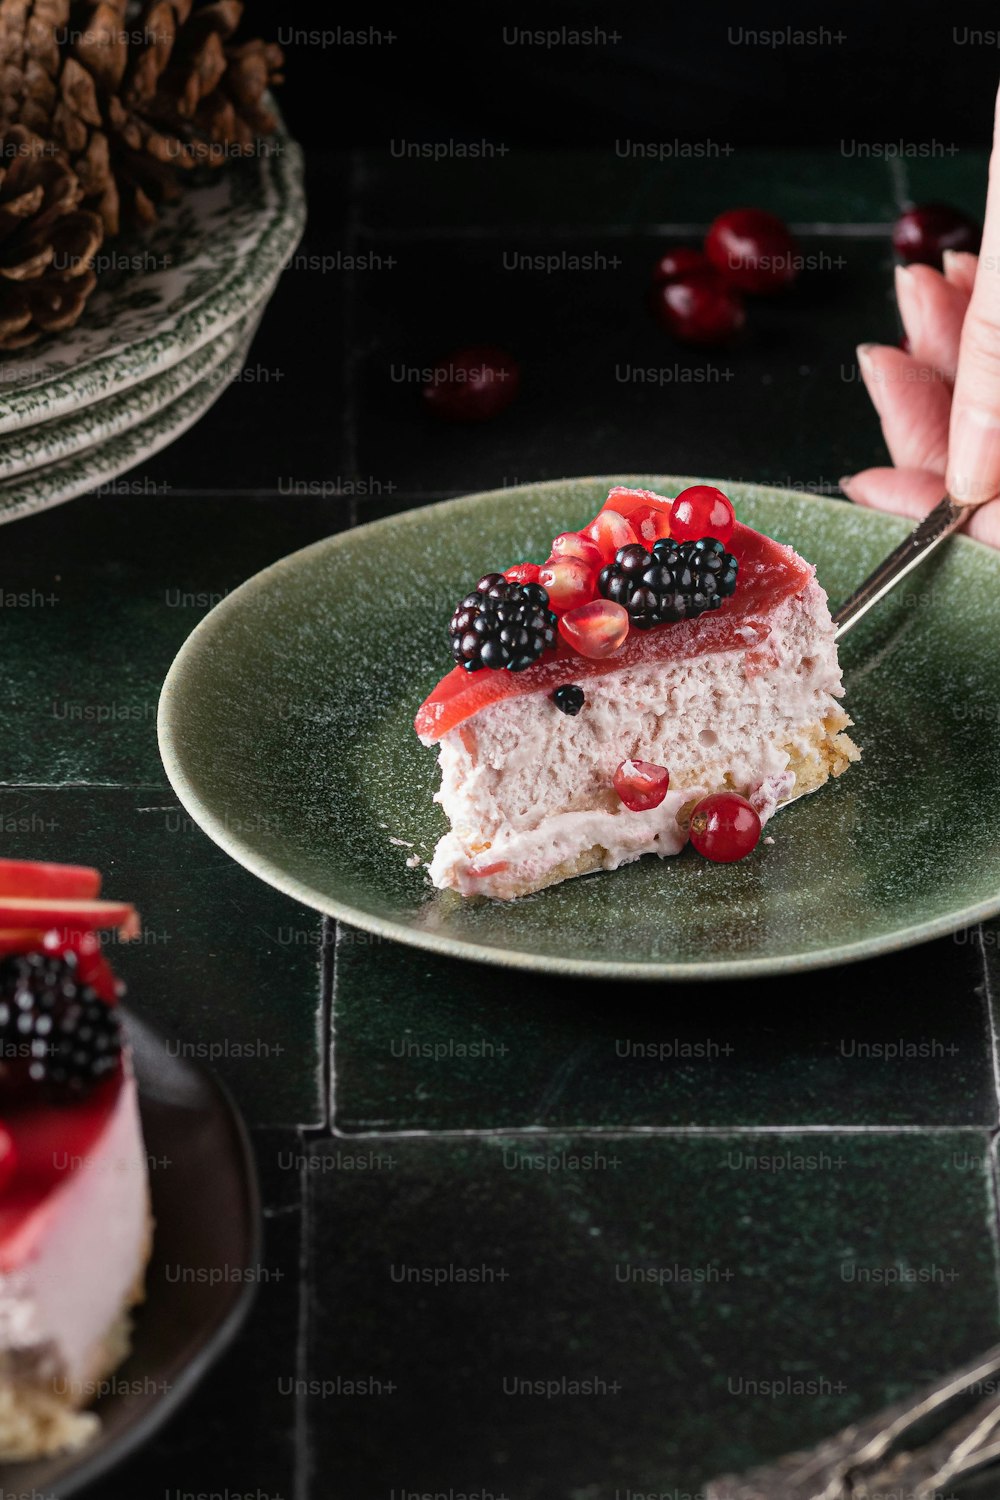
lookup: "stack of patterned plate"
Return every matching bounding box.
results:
[0,114,305,525]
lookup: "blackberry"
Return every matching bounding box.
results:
[598,537,738,629]
[449,573,558,672]
[552,683,585,716]
[0,951,122,1101]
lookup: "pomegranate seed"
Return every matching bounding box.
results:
[538,555,598,614]
[504,562,542,586]
[550,531,604,570]
[629,503,672,546]
[688,792,761,862]
[614,759,670,812]
[653,272,746,345]
[558,599,630,658]
[584,509,639,563]
[705,208,799,294]
[602,488,672,543]
[651,247,711,284]
[0,1123,16,1195]
[422,345,521,423]
[892,203,981,269]
[668,485,736,545]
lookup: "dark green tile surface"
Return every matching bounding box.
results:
[359,148,901,230]
[13,136,999,1496]
[0,787,325,1126]
[95,1128,303,1498]
[898,147,990,220]
[332,927,995,1131]
[305,1132,999,1497]
[351,235,898,500]
[0,493,351,787]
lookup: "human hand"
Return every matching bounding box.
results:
[841,85,1000,545]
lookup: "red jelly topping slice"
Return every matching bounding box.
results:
[416,521,812,744]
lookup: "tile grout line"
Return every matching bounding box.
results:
[342,149,363,530]
[325,917,340,1132]
[887,154,909,213]
[293,1129,312,1500]
[987,1134,1000,1331]
[318,1122,992,1142]
[316,917,336,1132]
[975,923,1000,1328]
[357,221,902,241]
[975,926,1000,1123]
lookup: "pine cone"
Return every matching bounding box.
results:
[0,122,102,347]
[50,0,284,234]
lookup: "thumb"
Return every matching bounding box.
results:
[947,82,1000,505]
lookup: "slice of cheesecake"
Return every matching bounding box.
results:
[416,485,859,900]
[0,862,151,1460]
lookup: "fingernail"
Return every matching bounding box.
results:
[948,406,1000,503]
[894,264,923,349]
[839,474,859,500]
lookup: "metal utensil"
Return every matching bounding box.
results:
[705,1342,1000,1498]
[832,494,967,641]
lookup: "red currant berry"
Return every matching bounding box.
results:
[0,1123,16,1195]
[558,599,629,658]
[614,759,670,812]
[422,345,520,423]
[653,271,746,345]
[892,203,981,269]
[668,485,735,545]
[705,208,799,294]
[688,793,761,862]
[651,247,711,284]
[504,562,542,586]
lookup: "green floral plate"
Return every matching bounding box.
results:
[157,476,1000,980]
[0,110,304,435]
[0,308,255,482]
[0,319,258,524]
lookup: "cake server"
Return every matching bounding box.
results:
[832,492,971,640]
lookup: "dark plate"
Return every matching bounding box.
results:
[0,1011,261,1499]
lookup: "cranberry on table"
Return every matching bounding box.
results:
[614,759,670,812]
[422,345,521,422]
[705,208,799,293]
[653,272,746,346]
[668,485,736,545]
[688,792,761,862]
[892,203,981,268]
[651,246,711,284]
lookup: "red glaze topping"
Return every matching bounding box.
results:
[0,1071,122,1269]
[0,862,136,1266]
[416,520,813,743]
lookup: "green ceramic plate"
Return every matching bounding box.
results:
[158,476,1000,980]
